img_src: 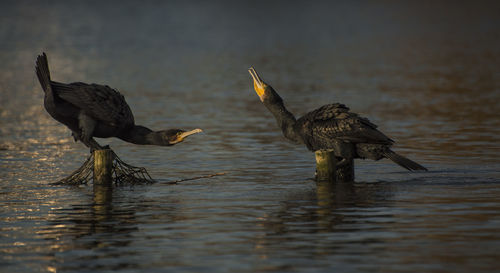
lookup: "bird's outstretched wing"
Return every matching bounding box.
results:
[297,103,393,149]
[51,81,134,127]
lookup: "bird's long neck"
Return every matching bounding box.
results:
[118,125,165,145]
[263,94,301,143]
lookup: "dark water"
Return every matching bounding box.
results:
[1,1,500,272]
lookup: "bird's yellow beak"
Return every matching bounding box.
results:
[248,67,267,101]
[175,128,203,143]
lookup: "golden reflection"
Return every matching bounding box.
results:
[251,180,394,261]
[315,181,394,231]
[29,186,139,273]
[315,181,345,230]
[93,184,113,222]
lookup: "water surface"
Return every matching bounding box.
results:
[1,1,500,272]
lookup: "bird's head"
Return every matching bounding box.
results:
[159,128,203,145]
[248,67,275,102]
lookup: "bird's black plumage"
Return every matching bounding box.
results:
[35,53,202,151]
[295,103,393,150]
[248,67,427,171]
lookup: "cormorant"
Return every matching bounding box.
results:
[35,53,202,151]
[248,67,427,171]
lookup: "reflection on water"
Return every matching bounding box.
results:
[1,1,500,272]
[40,185,140,272]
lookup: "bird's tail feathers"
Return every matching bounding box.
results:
[384,149,428,171]
[36,52,51,93]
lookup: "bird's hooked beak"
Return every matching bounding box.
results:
[172,128,203,144]
[179,128,203,140]
[248,67,267,101]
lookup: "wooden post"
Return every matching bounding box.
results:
[315,150,354,182]
[93,149,114,185]
[315,150,337,182]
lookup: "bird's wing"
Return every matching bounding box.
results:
[312,118,393,144]
[299,103,393,145]
[51,81,134,127]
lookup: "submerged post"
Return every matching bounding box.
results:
[315,150,354,182]
[93,149,114,185]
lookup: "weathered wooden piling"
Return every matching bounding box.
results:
[315,150,354,182]
[93,149,114,185]
[315,150,337,182]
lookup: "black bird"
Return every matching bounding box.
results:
[35,53,202,151]
[248,67,427,171]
